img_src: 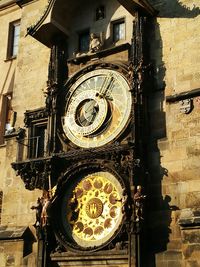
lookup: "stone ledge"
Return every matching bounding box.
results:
[166,87,200,103]
[51,250,129,267]
[0,0,16,9]
[0,226,36,241]
[67,43,130,65]
[179,208,200,228]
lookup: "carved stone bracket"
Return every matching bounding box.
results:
[12,159,52,190]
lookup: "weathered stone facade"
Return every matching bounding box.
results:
[146,1,200,266]
[0,0,49,266]
[0,0,200,266]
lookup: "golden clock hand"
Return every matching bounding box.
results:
[98,74,113,97]
[99,76,109,95]
[102,77,114,97]
[84,101,97,113]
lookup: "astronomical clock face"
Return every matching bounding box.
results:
[61,171,125,250]
[62,68,132,148]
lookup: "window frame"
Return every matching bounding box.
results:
[78,29,90,53]
[0,93,13,145]
[28,119,48,159]
[6,20,20,60]
[111,18,126,43]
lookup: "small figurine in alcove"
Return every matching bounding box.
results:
[96,6,105,20]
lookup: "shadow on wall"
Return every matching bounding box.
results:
[151,0,200,18]
[144,1,200,266]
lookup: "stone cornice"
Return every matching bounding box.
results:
[16,0,37,7]
[118,0,157,16]
[0,0,17,10]
[0,226,36,241]
[24,107,48,127]
[166,87,200,103]
[179,208,200,229]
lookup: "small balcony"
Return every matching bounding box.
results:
[16,135,47,163]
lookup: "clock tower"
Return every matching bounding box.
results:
[12,0,156,266]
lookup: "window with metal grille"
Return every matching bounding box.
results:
[29,122,48,159]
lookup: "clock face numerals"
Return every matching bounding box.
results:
[63,171,124,249]
[63,69,132,148]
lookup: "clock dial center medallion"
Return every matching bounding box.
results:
[64,90,108,136]
[86,198,103,219]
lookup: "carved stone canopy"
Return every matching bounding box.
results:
[17,0,156,47]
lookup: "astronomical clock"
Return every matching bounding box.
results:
[62,65,132,148]
[51,62,135,254]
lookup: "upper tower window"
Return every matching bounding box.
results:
[7,20,20,59]
[78,30,90,53]
[112,19,125,43]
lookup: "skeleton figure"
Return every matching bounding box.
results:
[133,185,146,222]
[41,191,51,227]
